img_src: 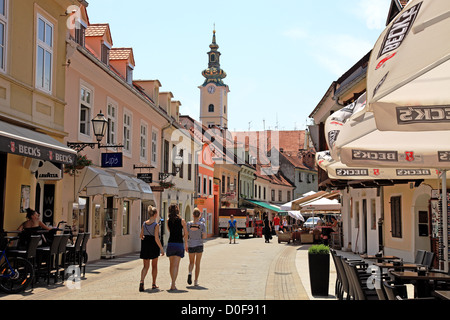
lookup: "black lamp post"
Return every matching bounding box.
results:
[67,111,123,152]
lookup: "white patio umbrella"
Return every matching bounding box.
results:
[366,0,450,132]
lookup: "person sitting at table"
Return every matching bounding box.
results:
[17,208,52,248]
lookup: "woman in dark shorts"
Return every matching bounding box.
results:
[167,204,188,291]
[187,208,206,286]
[139,206,164,292]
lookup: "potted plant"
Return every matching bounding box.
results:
[159,181,175,189]
[64,154,93,175]
[308,244,330,296]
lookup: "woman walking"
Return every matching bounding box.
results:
[166,204,188,291]
[263,212,272,243]
[227,214,237,244]
[139,206,164,292]
[187,208,206,286]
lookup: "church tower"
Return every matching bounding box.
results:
[199,28,230,129]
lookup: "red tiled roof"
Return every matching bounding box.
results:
[85,24,109,37]
[110,48,133,60]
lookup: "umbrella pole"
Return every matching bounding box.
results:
[443,170,448,273]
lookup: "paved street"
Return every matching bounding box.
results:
[0,236,336,301]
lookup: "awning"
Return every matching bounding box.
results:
[77,167,119,196]
[300,197,341,214]
[0,120,76,165]
[131,177,154,201]
[287,211,305,222]
[114,173,142,199]
[243,199,281,212]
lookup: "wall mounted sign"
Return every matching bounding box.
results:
[101,152,123,168]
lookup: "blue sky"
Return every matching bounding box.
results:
[85,0,391,131]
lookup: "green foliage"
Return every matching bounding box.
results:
[308,244,330,255]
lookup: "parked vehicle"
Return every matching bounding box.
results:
[304,217,323,229]
[218,208,257,238]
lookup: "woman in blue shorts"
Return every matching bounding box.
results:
[166,204,188,291]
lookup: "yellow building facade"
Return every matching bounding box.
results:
[0,0,77,231]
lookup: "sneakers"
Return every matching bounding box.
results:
[139,282,144,292]
[187,273,192,285]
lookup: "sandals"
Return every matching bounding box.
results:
[152,284,159,290]
[139,282,144,292]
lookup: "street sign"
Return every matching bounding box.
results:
[137,173,152,183]
[151,186,164,192]
[101,152,123,167]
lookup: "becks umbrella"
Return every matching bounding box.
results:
[366,0,450,132]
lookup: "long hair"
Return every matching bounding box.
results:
[168,204,180,221]
[147,205,158,217]
[26,208,36,220]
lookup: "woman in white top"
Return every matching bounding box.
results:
[187,208,206,286]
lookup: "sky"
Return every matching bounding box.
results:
[85,0,392,132]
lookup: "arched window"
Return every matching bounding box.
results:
[208,104,214,112]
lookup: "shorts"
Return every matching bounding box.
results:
[166,242,185,258]
[188,245,204,254]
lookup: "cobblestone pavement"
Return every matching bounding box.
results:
[0,236,343,301]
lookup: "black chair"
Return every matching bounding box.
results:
[80,232,90,277]
[8,235,41,287]
[342,259,378,300]
[414,250,426,265]
[36,235,62,285]
[383,280,407,300]
[56,234,70,283]
[66,233,84,267]
[330,250,343,299]
[422,251,435,269]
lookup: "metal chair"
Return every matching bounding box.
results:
[422,251,435,269]
[56,234,70,283]
[36,235,62,285]
[66,233,84,267]
[8,235,41,287]
[383,280,407,300]
[80,232,90,277]
[414,250,426,265]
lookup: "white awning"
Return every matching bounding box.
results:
[77,167,119,196]
[114,173,141,199]
[131,177,154,201]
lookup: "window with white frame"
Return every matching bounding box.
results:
[140,122,147,161]
[79,86,92,135]
[151,129,158,165]
[107,101,117,145]
[123,111,132,153]
[36,15,53,92]
[0,0,7,72]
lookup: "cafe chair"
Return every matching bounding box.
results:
[8,235,41,287]
[383,280,408,300]
[80,232,90,277]
[36,235,62,285]
[342,259,378,300]
[56,234,70,283]
[414,250,426,265]
[330,250,343,299]
[422,251,435,269]
[66,233,84,267]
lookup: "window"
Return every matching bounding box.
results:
[287,191,291,202]
[198,175,201,193]
[79,86,92,135]
[163,140,169,173]
[371,199,377,230]
[78,197,89,233]
[278,190,282,202]
[264,187,266,200]
[0,0,7,72]
[123,112,132,152]
[74,22,85,47]
[208,104,214,112]
[187,153,192,181]
[126,65,133,84]
[391,196,402,238]
[107,102,117,145]
[151,130,158,165]
[140,122,147,160]
[298,172,303,182]
[271,190,275,202]
[36,15,53,92]
[179,149,184,178]
[203,176,207,195]
[209,178,212,196]
[122,200,130,235]
[101,42,109,65]
[221,175,225,192]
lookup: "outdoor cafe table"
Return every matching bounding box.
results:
[360,254,399,263]
[433,290,450,300]
[375,262,419,273]
[390,271,450,298]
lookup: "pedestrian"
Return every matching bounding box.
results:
[166,204,188,291]
[273,213,280,233]
[187,208,206,286]
[227,214,237,244]
[139,206,164,292]
[263,212,272,243]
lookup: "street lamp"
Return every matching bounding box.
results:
[159,153,183,181]
[67,110,124,152]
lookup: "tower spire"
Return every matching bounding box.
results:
[202,27,226,86]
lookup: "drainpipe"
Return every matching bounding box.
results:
[443,170,448,273]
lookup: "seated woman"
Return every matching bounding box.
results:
[17,208,52,248]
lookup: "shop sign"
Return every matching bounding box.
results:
[101,152,123,167]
